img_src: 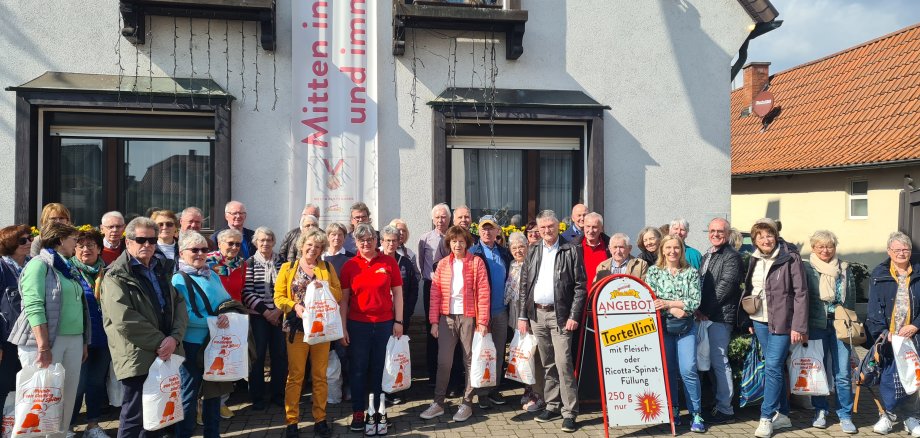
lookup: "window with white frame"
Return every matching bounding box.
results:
[849,180,868,219]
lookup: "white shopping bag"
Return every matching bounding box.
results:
[788,340,830,396]
[327,353,343,404]
[893,335,920,395]
[1,393,14,438]
[303,281,344,345]
[142,355,185,431]
[471,332,498,389]
[106,361,123,407]
[696,320,712,372]
[12,363,66,437]
[382,336,411,393]
[203,313,250,382]
[505,331,538,385]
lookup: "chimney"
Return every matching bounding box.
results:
[742,62,770,110]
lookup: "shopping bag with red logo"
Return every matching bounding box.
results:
[382,335,412,393]
[203,313,250,382]
[1,393,15,438]
[505,331,538,385]
[12,363,65,437]
[303,281,343,345]
[142,355,185,431]
[471,332,498,389]
[788,339,830,396]
[893,335,920,395]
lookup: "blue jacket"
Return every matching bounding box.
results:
[171,272,232,344]
[866,258,920,343]
[470,242,512,316]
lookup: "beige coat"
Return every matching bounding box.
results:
[594,256,649,283]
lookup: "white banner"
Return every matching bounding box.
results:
[292,0,377,225]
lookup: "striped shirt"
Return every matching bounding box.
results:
[243,252,284,314]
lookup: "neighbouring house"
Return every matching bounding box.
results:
[731,23,920,270]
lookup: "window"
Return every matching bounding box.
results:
[849,180,868,219]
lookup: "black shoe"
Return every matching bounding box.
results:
[252,400,266,411]
[708,409,733,425]
[285,424,300,438]
[385,393,403,405]
[447,388,461,398]
[349,412,365,432]
[477,395,492,410]
[487,390,506,405]
[536,409,562,423]
[314,421,331,438]
[561,418,578,433]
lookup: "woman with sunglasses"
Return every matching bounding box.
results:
[151,210,180,262]
[0,225,33,406]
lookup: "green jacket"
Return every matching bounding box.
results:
[99,251,188,380]
[804,260,857,330]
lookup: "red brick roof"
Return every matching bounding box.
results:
[731,23,920,176]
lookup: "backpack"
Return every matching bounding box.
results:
[853,332,888,414]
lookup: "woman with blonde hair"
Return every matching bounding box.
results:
[30,203,72,257]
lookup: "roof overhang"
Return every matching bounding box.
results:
[735,0,779,23]
[6,71,233,102]
[428,88,609,110]
[732,159,920,179]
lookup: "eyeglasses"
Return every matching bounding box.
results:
[18,236,34,245]
[227,212,247,217]
[889,248,912,254]
[185,247,209,254]
[357,238,375,245]
[813,245,836,251]
[102,224,125,230]
[225,241,242,248]
[130,236,157,246]
[156,222,175,228]
[708,230,727,235]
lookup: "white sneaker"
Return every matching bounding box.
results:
[905,416,920,437]
[419,402,445,420]
[874,413,894,434]
[86,426,112,438]
[772,412,792,429]
[754,418,773,438]
[453,404,473,422]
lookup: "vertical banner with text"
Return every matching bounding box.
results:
[292,0,377,225]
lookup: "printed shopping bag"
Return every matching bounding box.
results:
[788,339,830,396]
[303,281,344,345]
[203,313,250,382]
[142,355,185,431]
[383,336,411,393]
[1,393,14,438]
[696,320,712,371]
[505,331,538,385]
[893,335,920,395]
[12,363,65,437]
[471,332,498,389]
[739,337,764,408]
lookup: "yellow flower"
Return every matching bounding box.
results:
[30,226,39,237]
[558,222,568,232]
[77,224,96,232]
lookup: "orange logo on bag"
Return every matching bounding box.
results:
[16,404,43,434]
[161,391,179,424]
[395,364,405,387]
[794,369,809,391]
[506,358,517,377]
[311,313,325,334]
[483,366,491,382]
[207,349,228,376]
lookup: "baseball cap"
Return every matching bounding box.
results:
[478,215,499,228]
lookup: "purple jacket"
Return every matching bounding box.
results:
[740,245,809,335]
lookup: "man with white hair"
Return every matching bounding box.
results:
[179,206,216,251]
[561,204,588,241]
[100,211,127,265]
[577,212,610,291]
[669,218,702,269]
[417,203,451,385]
[279,204,320,262]
[594,233,648,281]
[211,200,256,259]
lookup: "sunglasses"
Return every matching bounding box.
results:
[18,236,34,245]
[185,247,209,254]
[225,242,242,248]
[157,222,175,228]
[130,237,157,246]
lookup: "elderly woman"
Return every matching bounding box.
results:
[637,226,662,267]
[323,223,354,275]
[242,227,287,411]
[339,224,404,435]
[0,225,32,406]
[9,222,89,435]
[740,221,808,438]
[803,230,857,434]
[30,202,72,257]
[208,229,247,303]
[419,225,490,423]
[283,215,320,263]
[866,232,920,435]
[381,225,420,334]
[524,221,540,245]
[151,210,180,261]
[505,231,545,412]
[171,231,232,438]
[388,218,417,262]
[645,235,705,433]
[275,229,343,438]
[68,229,111,438]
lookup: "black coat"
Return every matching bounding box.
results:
[699,245,743,325]
[518,237,587,328]
[866,258,920,342]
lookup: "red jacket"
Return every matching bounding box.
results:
[429,252,490,326]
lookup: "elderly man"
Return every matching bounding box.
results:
[100,217,188,438]
[343,202,372,253]
[211,200,256,259]
[469,215,512,408]
[417,203,451,385]
[517,210,586,433]
[560,204,588,241]
[670,218,702,269]
[452,205,478,244]
[594,233,648,281]
[100,211,127,265]
[698,217,742,425]
[179,206,215,251]
[578,212,610,291]
[279,204,320,262]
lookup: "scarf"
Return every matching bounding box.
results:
[206,251,243,277]
[252,251,280,296]
[1,256,29,277]
[70,256,104,300]
[178,260,212,278]
[46,249,91,301]
[809,253,847,303]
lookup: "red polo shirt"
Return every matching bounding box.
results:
[582,238,609,291]
[340,253,403,323]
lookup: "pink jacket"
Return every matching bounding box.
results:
[429,252,491,326]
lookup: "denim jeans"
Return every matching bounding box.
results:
[663,323,701,415]
[73,345,112,423]
[248,315,288,404]
[809,321,855,419]
[177,342,221,438]
[707,321,734,415]
[752,321,791,419]
[348,319,394,413]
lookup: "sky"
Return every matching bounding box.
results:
[744,0,920,74]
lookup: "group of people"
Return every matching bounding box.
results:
[0,199,916,437]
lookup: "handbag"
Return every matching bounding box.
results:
[834,306,867,345]
[853,333,888,413]
[739,336,765,407]
[741,295,761,315]
[665,314,693,336]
